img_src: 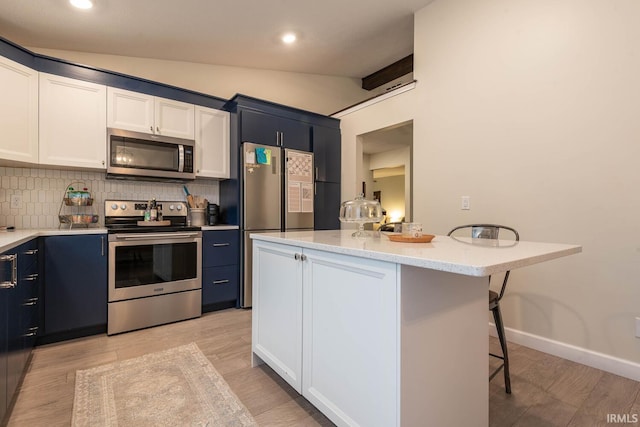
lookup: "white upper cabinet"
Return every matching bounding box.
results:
[106,87,153,134]
[0,56,38,164]
[39,73,107,169]
[195,106,230,179]
[107,87,195,139]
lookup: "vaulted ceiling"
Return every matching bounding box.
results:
[0,0,435,78]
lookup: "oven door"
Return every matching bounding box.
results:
[108,231,202,302]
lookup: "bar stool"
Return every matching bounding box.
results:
[447,224,519,394]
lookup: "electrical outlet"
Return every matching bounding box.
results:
[635,317,640,338]
[461,196,470,210]
[10,194,22,209]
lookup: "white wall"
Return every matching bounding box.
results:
[31,48,370,116]
[339,0,640,369]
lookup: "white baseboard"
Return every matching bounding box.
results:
[489,323,640,382]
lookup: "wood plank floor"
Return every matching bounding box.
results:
[7,308,640,426]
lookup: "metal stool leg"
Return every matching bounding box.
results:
[492,304,511,394]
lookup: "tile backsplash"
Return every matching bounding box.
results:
[0,166,219,229]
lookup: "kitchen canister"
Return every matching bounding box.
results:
[189,208,206,226]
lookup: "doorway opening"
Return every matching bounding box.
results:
[359,120,413,227]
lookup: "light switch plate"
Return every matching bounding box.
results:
[461,196,470,210]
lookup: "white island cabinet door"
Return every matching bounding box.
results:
[252,240,303,393]
[39,73,107,169]
[194,106,230,178]
[302,248,399,427]
[0,56,38,164]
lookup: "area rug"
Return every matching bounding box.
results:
[72,343,258,427]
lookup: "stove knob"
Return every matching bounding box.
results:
[176,204,182,211]
[110,203,118,211]
[169,204,175,211]
[120,204,127,211]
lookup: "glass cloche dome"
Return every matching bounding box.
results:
[339,194,383,237]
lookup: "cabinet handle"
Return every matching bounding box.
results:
[101,236,105,256]
[0,254,17,289]
[23,326,38,337]
[212,243,230,247]
[23,249,38,255]
[24,273,38,281]
[294,253,300,260]
[213,279,230,285]
[300,254,307,261]
[314,182,317,196]
[280,131,284,147]
[150,125,154,132]
[156,126,160,133]
[23,297,38,306]
[315,167,318,180]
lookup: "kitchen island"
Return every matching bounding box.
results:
[250,230,581,427]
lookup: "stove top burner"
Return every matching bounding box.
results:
[104,199,197,233]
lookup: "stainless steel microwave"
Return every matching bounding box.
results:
[106,128,196,181]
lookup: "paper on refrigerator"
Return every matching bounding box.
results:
[287,151,313,213]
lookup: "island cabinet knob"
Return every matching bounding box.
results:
[294,253,300,260]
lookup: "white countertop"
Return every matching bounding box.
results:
[0,227,108,253]
[201,225,239,231]
[250,230,582,277]
[0,224,239,253]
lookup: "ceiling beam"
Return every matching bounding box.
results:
[361,54,413,91]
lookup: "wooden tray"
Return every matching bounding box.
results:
[387,234,435,243]
[137,220,171,226]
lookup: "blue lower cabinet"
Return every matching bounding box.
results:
[0,238,40,424]
[43,235,107,336]
[202,265,239,308]
[202,230,239,312]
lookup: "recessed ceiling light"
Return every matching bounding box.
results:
[70,0,94,9]
[282,33,297,44]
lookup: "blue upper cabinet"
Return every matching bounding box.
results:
[312,125,341,184]
[240,109,311,152]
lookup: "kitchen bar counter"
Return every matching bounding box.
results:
[250,230,581,427]
[251,229,581,276]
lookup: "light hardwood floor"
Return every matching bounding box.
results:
[7,308,640,426]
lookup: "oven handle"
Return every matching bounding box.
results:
[113,232,200,240]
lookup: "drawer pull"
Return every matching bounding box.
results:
[0,281,16,289]
[24,273,38,281]
[23,297,38,306]
[213,279,230,285]
[23,249,38,255]
[212,243,230,247]
[23,327,38,338]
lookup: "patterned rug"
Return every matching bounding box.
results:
[72,343,258,427]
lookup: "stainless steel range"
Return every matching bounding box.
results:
[105,200,202,335]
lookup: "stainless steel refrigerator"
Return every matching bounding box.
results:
[241,142,314,307]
